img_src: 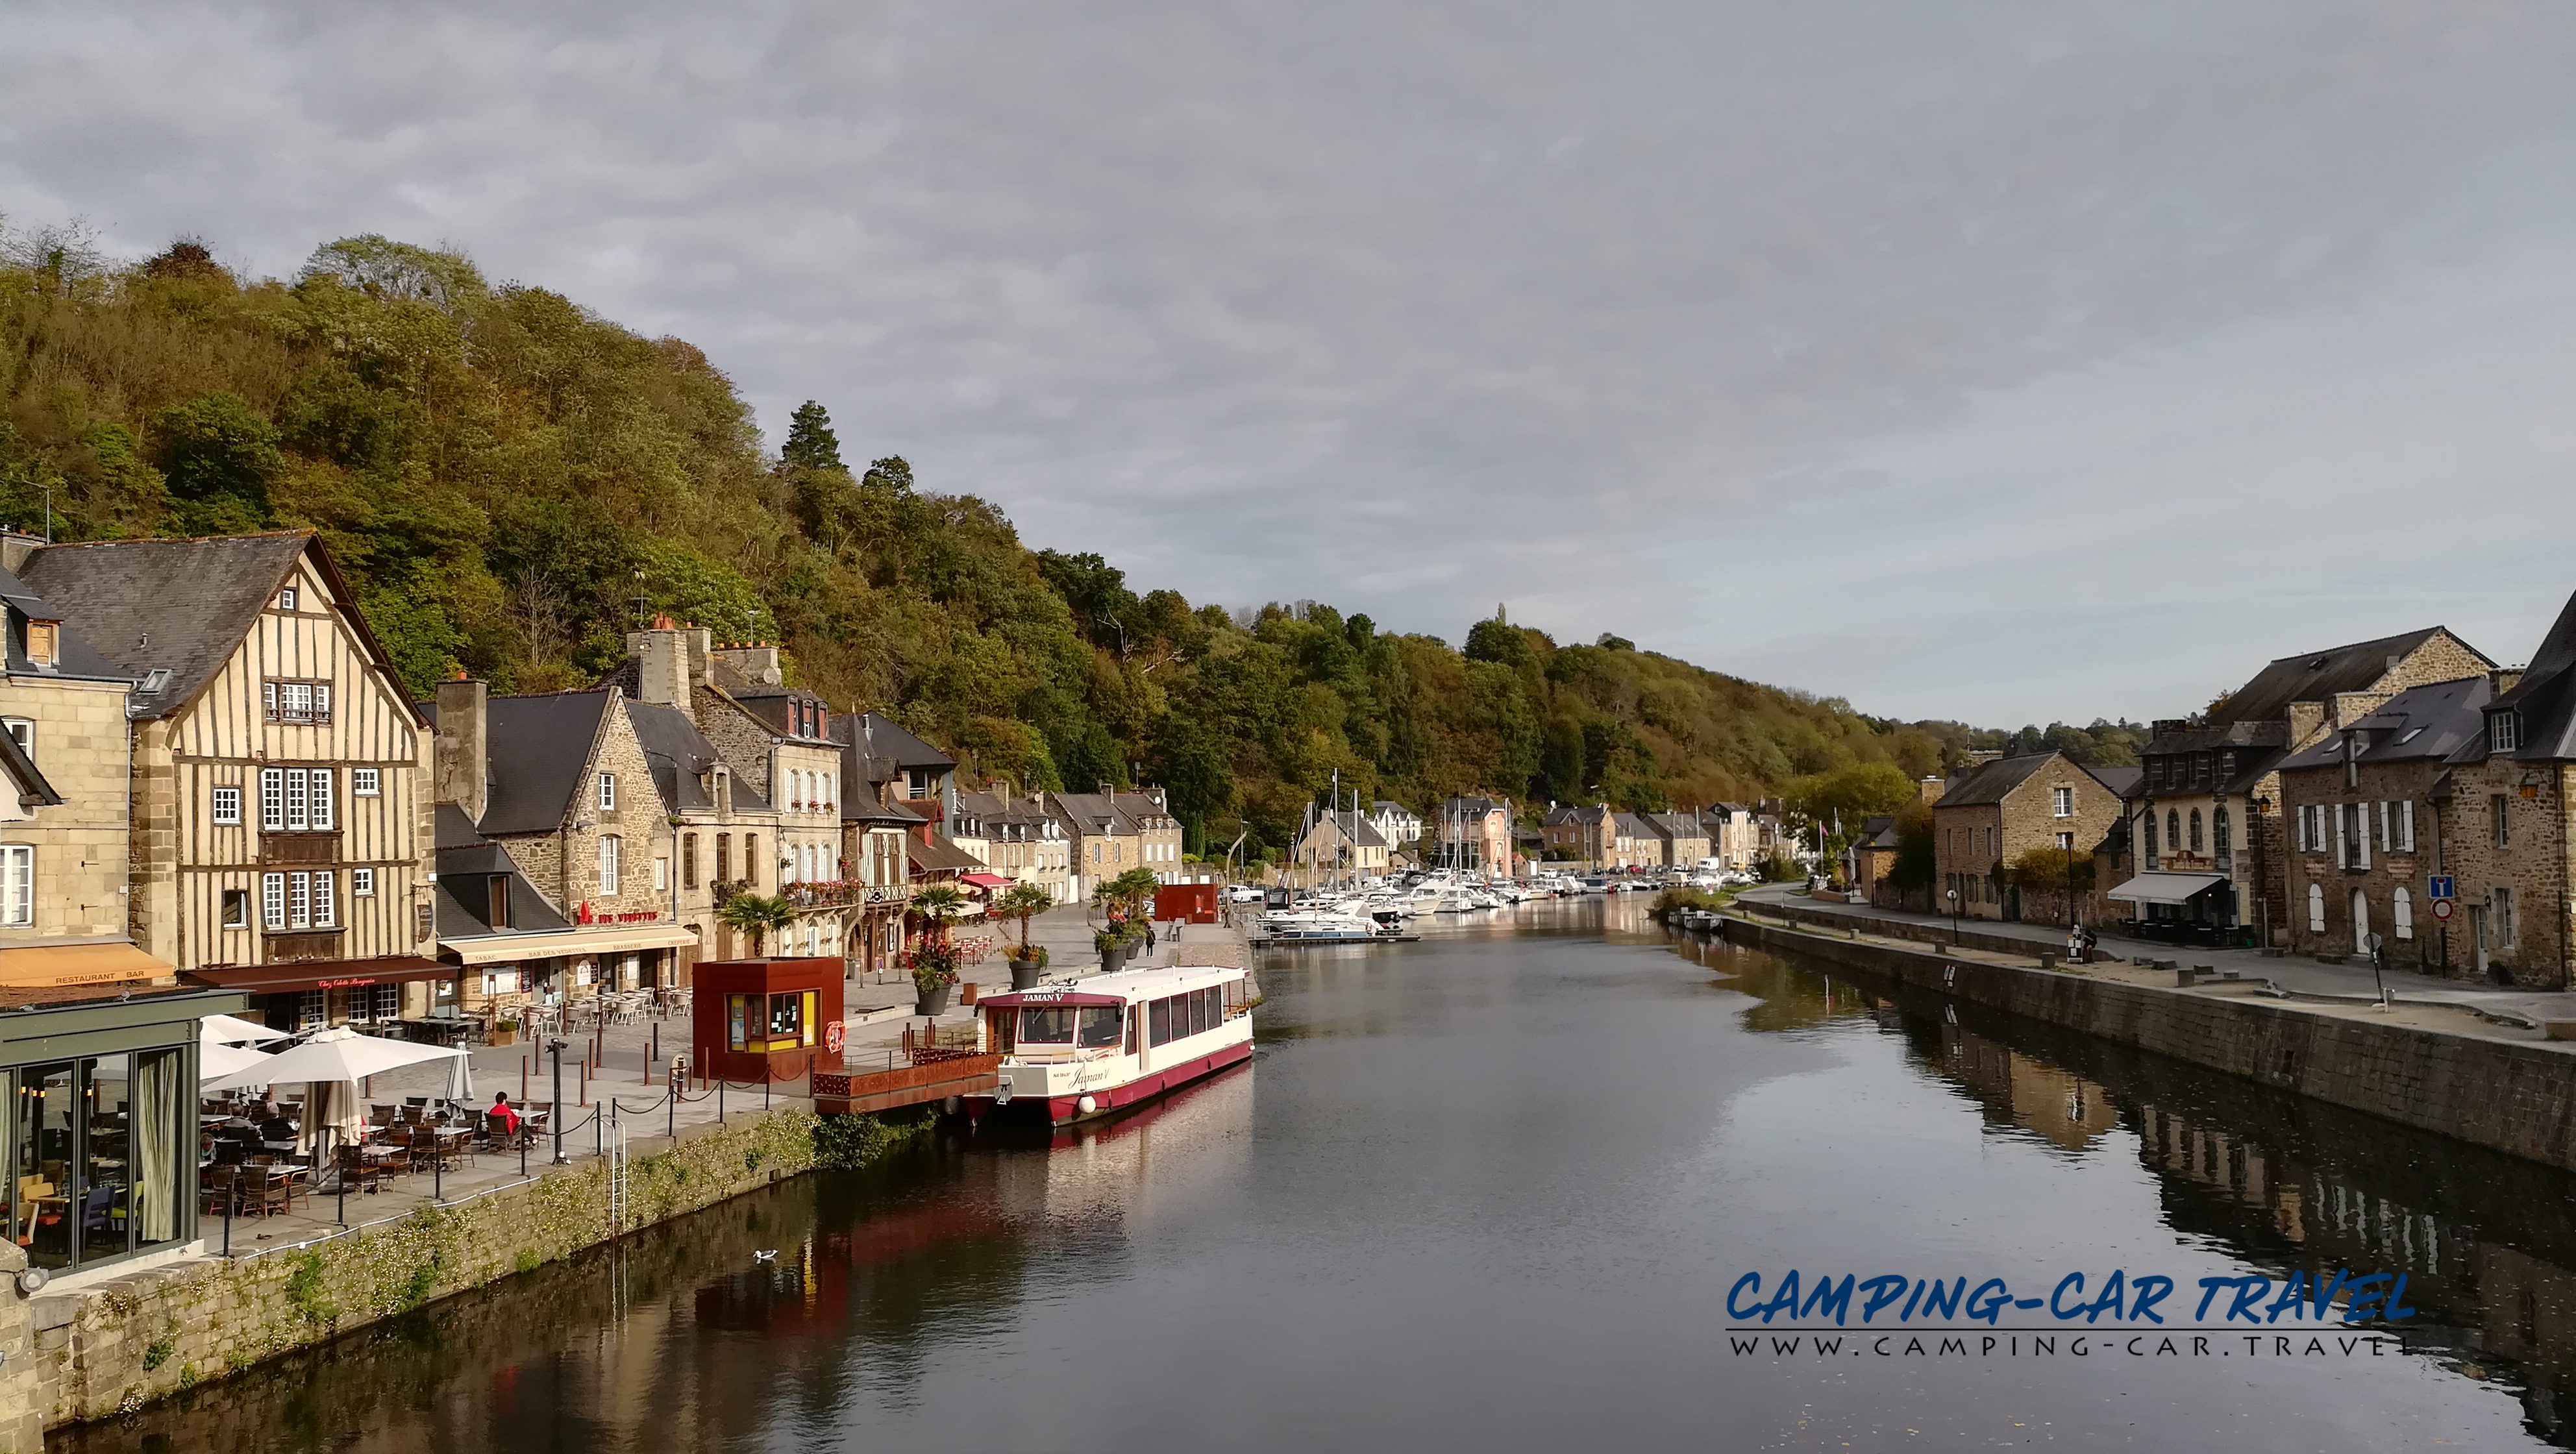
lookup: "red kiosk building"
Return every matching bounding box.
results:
[691,957,846,1083]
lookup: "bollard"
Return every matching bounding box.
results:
[718,1077,725,1125]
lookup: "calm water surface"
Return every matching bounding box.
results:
[62,898,2576,1451]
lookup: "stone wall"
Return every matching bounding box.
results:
[1720,913,2576,1176]
[2437,758,2571,989]
[22,1103,926,1435]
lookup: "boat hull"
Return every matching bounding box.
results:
[976,1039,1254,1126]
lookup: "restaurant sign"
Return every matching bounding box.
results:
[316,977,379,990]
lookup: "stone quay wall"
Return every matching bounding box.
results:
[1717,913,2576,1177]
[1742,900,2074,962]
[0,1101,920,1447]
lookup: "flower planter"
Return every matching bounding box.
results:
[491,1026,517,1046]
[1010,959,1043,991]
[915,984,952,1017]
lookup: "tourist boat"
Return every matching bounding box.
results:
[972,965,1257,1126]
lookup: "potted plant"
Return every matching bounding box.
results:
[994,881,1056,987]
[491,1017,519,1046]
[908,939,960,1015]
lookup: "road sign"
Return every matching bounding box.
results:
[2428,875,2456,901]
[2432,898,2456,921]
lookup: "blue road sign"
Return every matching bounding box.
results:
[2428,875,2456,901]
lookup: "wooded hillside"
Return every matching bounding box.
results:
[0,228,1989,859]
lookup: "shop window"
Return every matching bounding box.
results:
[5,1052,190,1274]
[297,991,326,1031]
[485,967,523,996]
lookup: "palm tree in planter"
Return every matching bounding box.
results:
[906,883,971,1014]
[994,881,1056,989]
[717,893,797,956]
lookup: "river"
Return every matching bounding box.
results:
[58,896,2576,1451]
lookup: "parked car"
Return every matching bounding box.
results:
[1224,884,1265,902]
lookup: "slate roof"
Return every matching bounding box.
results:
[1855,813,1901,849]
[1934,752,2060,808]
[431,804,571,938]
[1544,804,1609,826]
[624,700,774,816]
[2087,765,2144,798]
[2469,587,2576,763]
[1113,791,1174,825]
[2279,675,2493,772]
[1445,796,1506,817]
[0,564,126,682]
[1046,791,1132,836]
[832,711,954,772]
[16,532,410,722]
[420,690,612,837]
[1302,813,1387,850]
[2215,627,2483,726]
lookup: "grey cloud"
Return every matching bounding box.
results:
[7,0,2576,723]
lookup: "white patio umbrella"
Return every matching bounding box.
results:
[201,1027,473,1168]
[201,1013,288,1045]
[199,1039,277,1083]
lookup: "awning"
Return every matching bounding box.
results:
[442,922,701,967]
[960,872,1012,889]
[0,941,175,989]
[184,956,454,996]
[2105,872,2228,906]
[971,989,1128,1009]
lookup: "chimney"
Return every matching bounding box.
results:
[0,530,43,575]
[712,641,783,686]
[2285,700,2327,750]
[2495,667,2527,695]
[625,617,712,717]
[433,677,488,820]
[1916,776,1944,806]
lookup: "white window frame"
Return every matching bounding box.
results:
[352,867,376,898]
[2051,786,2073,819]
[262,872,286,929]
[1,719,30,762]
[2493,713,2521,753]
[654,856,670,893]
[0,845,29,926]
[599,835,621,896]
[221,889,249,930]
[278,586,298,611]
[2393,887,2414,941]
[2396,799,2415,853]
[2307,883,2325,933]
[311,870,336,928]
[310,769,334,832]
[260,768,285,830]
[598,772,616,811]
[353,767,381,797]
[212,785,242,826]
[288,870,311,930]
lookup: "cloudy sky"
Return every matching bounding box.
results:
[6,0,2575,728]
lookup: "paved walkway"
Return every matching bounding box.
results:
[1734,883,2576,1031]
[214,907,1252,1253]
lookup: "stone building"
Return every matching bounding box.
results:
[1933,752,2128,924]
[0,562,140,954]
[1703,803,1759,872]
[15,532,442,1032]
[1046,789,1141,899]
[2275,675,2490,970]
[1289,809,1391,885]
[1640,810,1713,869]
[421,682,701,1011]
[2428,587,2576,987]
[1115,789,1186,881]
[2122,626,2493,944]
[1541,803,1613,867]
[1437,796,1515,876]
[952,787,1074,903]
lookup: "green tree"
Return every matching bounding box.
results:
[151,393,280,533]
[717,893,795,955]
[782,401,843,471]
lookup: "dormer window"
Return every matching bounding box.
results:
[23,619,56,668]
[2492,711,2523,754]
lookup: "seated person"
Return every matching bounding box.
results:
[489,1092,523,1135]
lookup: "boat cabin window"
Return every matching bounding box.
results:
[1078,1005,1124,1048]
[1018,1007,1078,1044]
[1147,986,1226,1046]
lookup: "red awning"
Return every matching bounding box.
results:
[972,989,1128,1008]
[960,872,1012,889]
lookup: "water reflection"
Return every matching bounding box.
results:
[56,900,2576,1451]
[1672,926,2576,1444]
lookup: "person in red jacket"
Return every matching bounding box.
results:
[489,1091,523,1136]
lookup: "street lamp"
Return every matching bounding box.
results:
[1946,887,1961,944]
[547,1038,569,1164]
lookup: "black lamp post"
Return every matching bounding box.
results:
[1946,887,1961,944]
